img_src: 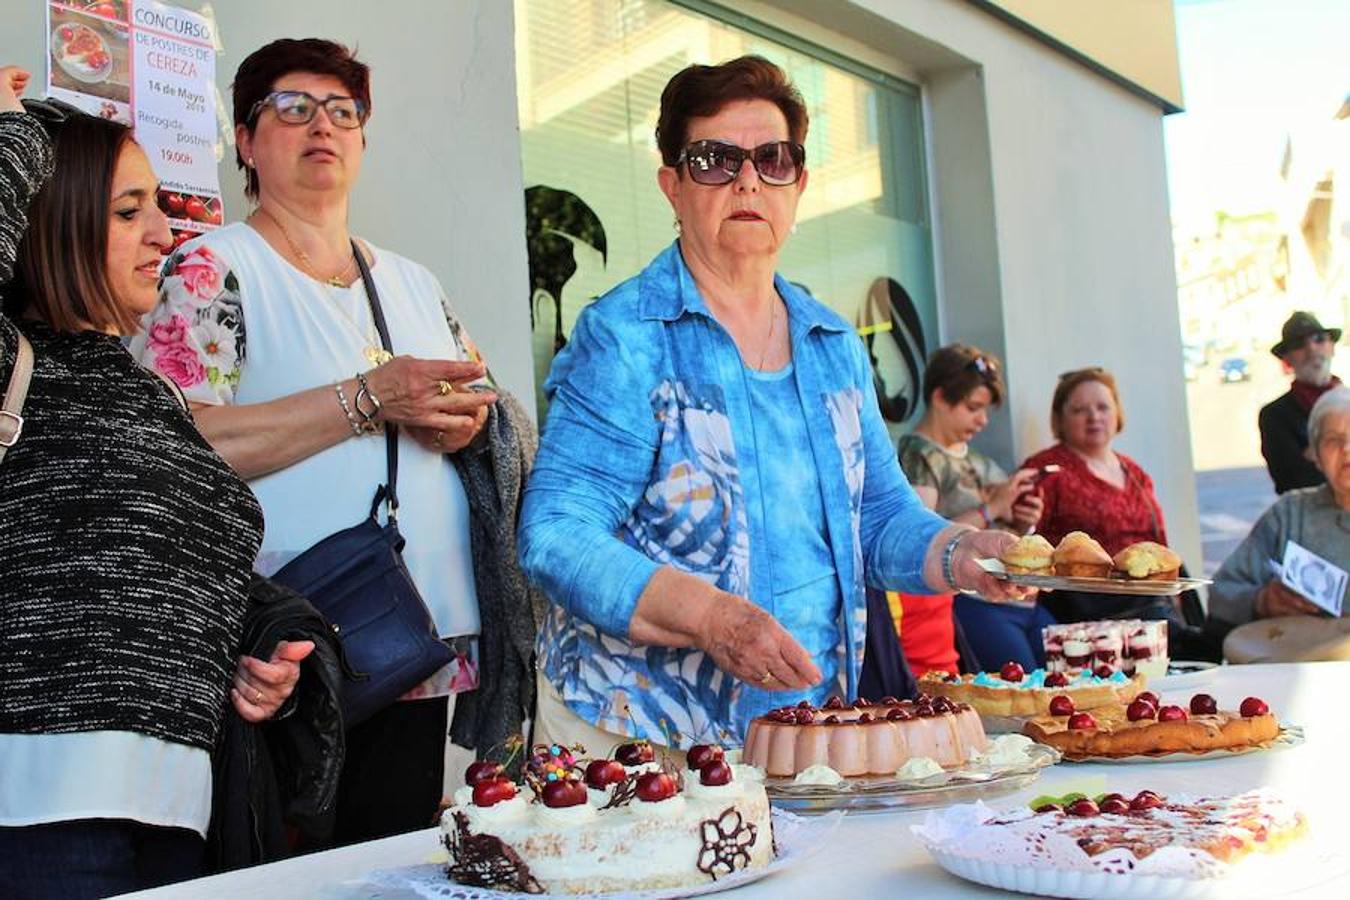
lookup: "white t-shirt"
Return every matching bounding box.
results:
[133,222,479,638]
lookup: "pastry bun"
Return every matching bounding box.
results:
[1000,534,1054,574]
[1113,541,1182,581]
[1052,531,1112,578]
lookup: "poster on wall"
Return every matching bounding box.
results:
[45,0,222,247]
[130,0,222,248]
[46,1,132,123]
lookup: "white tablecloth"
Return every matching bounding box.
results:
[124,662,1350,899]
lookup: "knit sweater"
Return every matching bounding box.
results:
[0,112,54,285]
[1,113,264,752]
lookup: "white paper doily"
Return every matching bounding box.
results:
[355,808,841,900]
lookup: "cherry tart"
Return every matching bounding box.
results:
[1022,693,1280,759]
[918,666,1147,718]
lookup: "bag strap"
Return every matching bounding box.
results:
[352,240,399,517]
[0,331,35,466]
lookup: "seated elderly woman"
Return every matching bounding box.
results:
[519,56,1025,752]
[1209,386,1350,629]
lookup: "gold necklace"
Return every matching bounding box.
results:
[756,299,778,371]
[257,206,356,289]
[256,207,391,366]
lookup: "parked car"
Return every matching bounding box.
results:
[1219,357,1251,384]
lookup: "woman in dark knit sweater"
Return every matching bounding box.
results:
[0,69,305,897]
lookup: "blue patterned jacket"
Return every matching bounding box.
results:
[518,242,947,747]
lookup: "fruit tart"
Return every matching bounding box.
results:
[1022,692,1280,759]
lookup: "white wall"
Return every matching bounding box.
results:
[797,0,1203,571]
[3,0,1201,569]
[1,0,536,415]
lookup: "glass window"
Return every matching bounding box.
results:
[516,0,938,439]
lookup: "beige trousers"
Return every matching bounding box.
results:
[532,670,669,757]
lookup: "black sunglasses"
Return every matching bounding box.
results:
[675,139,805,186]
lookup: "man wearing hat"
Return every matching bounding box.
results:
[1258,311,1342,493]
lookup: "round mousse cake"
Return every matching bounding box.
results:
[442,741,773,894]
[741,695,988,777]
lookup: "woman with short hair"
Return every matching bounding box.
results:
[896,343,1049,672]
[1021,367,1176,623]
[520,56,1028,753]
[133,38,533,844]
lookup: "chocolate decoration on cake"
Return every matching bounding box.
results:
[444,811,544,894]
[697,807,759,879]
[599,772,641,810]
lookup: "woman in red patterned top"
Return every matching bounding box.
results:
[1022,368,1178,623]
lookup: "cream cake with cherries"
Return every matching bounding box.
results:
[441,741,772,894]
[741,695,988,777]
[1043,619,1168,679]
[919,661,1146,718]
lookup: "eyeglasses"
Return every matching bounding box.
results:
[1059,366,1106,381]
[675,140,806,186]
[1318,433,1350,453]
[248,90,368,129]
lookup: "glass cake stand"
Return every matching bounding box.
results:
[763,743,1060,814]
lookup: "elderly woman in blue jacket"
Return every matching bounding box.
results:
[519,56,1025,751]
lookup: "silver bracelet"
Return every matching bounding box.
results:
[334,382,365,436]
[941,527,976,593]
[353,371,382,429]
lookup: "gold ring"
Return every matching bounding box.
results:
[253,689,262,704]
[437,380,455,396]
[432,431,444,447]
[760,672,773,685]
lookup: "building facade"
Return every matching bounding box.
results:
[1,0,1203,570]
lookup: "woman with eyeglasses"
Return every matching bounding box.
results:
[1209,386,1350,632]
[894,344,1051,672]
[1021,367,1179,624]
[519,57,1028,753]
[131,39,533,845]
[0,71,304,896]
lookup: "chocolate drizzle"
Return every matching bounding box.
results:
[600,772,640,810]
[696,806,759,880]
[444,811,543,894]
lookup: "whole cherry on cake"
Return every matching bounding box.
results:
[1044,672,1069,687]
[541,777,588,808]
[1126,698,1157,721]
[686,744,724,770]
[1240,697,1270,718]
[1136,691,1160,707]
[700,760,733,786]
[1067,712,1097,730]
[615,740,655,766]
[1048,695,1075,717]
[465,760,506,786]
[472,777,517,807]
[584,759,626,789]
[1190,694,1218,715]
[635,771,678,802]
[1157,705,1188,722]
[1000,661,1025,682]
